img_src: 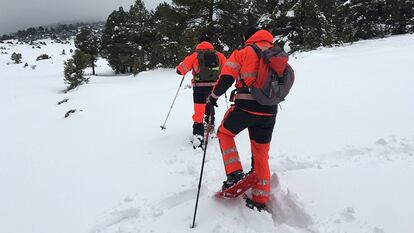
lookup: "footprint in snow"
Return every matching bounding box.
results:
[158,189,196,209]
[90,208,140,233]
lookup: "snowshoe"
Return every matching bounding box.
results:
[216,171,259,198]
[245,197,266,212]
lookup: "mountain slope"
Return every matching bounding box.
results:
[0,35,413,233]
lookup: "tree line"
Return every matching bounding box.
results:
[94,0,413,74]
[64,0,413,89]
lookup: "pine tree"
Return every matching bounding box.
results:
[336,0,355,43]
[172,0,223,52]
[179,28,199,55]
[315,0,338,44]
[75,27,100,75]
[127,0,155,74]
[101,7,130,73]
[64,50,90,91]
[386,0,414,35]
[216,0,259,53]
[172,0,218,30]
[349,0,386,40]
[11,52,22,64]
[151,2,186,68]
[254,0,296,50]
[101,1,155,75]
[288,0,333,51]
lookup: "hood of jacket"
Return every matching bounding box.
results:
[195,41,215,50]
[245,30,274,45]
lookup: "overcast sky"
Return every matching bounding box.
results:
[0,0,170,35]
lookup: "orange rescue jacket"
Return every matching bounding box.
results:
[218,30,274,89]
[212,30,277,115]
[176,42,227,84]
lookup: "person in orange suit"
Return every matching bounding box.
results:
[176,33,226,148]
[205,27,277,210]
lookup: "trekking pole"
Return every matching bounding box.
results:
[224,92,229,109]
[191,106,213,228]
[160,76,185,130]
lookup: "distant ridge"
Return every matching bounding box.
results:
[1,21,104,42]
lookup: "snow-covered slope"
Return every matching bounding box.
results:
[1,35,413,233]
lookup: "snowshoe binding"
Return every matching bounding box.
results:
[216,170,259,198]
[245,197,267,212]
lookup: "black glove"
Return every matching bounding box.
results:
[204,95,218,123]
[206,95,218,107]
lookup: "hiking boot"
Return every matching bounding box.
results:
[222,170,245,190]
[245,198,266,212]
[193,122,204,136]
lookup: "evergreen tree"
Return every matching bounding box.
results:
[101,7,130,73]
[172,0,223,51]
[127,0,155,74]
[349,0,386,40]
[64,50,90,91]
[101,1,155,75]
[315,0,338,44]
[386,0,414,35]
[216,0,259,53]
[288,0,333,51]
[336,0,355,43]
[254,0,296,50]
[75,27,100,75]
[172,0,218,29]
[151,2,186,67]
[11,52,22,64]
[179,28,199,54]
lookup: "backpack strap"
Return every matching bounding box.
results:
[249,44,262,58]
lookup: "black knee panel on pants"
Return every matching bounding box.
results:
[193,86,213,104]
[222,107,276,144]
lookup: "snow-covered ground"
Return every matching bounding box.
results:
[1,35,413,233]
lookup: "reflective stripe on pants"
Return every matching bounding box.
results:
[217,106,275,203]
[251,140,271,204]
[217,117,243,174]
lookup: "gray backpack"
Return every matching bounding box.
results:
[248,44,295,105]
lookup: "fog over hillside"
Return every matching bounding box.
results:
[0,0,169,34]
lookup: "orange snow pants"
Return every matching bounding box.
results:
[192,86,215,124]
[217,106,276,204]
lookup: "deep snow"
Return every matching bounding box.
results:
[0,35,414,233]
